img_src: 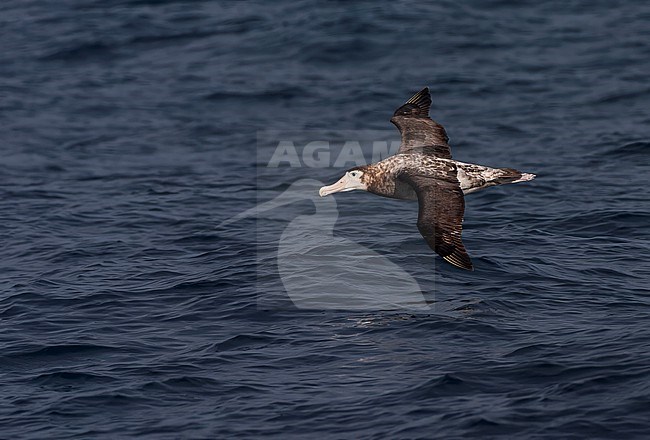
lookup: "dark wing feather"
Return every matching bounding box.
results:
[399,166,473,270]
[390,88,452,159]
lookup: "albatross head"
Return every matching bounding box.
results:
[319,168,368,197]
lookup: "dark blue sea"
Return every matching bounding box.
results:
[2,1,650,438]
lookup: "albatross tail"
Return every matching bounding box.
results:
[495,168,536,185]
[461,166,536,194]
[513,172,536,183]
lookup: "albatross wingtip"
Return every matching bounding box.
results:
[405,87,431,104]
[443,252,474,271]
[394,87,432,118]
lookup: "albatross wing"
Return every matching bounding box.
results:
[391,87,453,160]
[399,166,473,271]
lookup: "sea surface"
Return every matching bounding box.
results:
[1,1,650,438]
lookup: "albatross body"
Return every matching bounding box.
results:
[319,87,535,270]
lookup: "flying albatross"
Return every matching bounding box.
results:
[319,87,535,270]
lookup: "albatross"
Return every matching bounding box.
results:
[319,87,535,270]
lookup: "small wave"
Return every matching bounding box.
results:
[213,334,278,352]
[598,141,650,158]
[593,88,650,104]
[129,30,215,45]
[40,42,119,62]
[32,371,117,386]
[543,209,650,237]
[138,375,222,393]
[203,86,307,101]
[8,343,117,359]
[505,343,558,358]
[404,373,473,398]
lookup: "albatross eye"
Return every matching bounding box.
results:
[350,171,359,178]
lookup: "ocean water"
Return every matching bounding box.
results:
[1,1,650,438]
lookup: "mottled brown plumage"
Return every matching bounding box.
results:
[391,87,452,159]
[319,87,536,270]
[352,153,473,270]
[399,168,472,270]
